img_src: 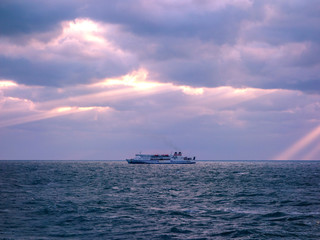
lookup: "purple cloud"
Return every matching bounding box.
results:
[0,0,320,160]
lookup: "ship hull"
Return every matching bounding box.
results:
[126,159,196,164]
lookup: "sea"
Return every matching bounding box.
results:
[1,161,320,239]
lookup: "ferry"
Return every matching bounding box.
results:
[126,152,196,164]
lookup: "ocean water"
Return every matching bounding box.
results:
[1,161,320,239]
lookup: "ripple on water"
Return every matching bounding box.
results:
[0,161,320,239]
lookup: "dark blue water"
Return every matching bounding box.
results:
[1,161,320,239]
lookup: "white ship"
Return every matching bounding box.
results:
[126,152,196,164]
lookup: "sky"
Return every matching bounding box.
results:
[0,0,320,160]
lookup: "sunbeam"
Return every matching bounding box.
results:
[301,141,320,160]
[0,106,109,128]
[274,124,320,160]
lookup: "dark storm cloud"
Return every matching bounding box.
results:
[82,0,251,44]
[147,57,223,87]
[81,0,319,91]
[2,0,317,45]
[0,0,319,92]
[0,56,133,87]
[0,0,76,38]
[246,0,320,45]
[0,57,93,86]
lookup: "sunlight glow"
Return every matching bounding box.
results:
[64,18,105,44]
[0,80,18,88]
[55,107,73,113]
[234,88,249,94]
[180,86,204,95]
[78,106,109,112]
[94,69,166,90]
[51,106,109,114]
[95,69,204,94]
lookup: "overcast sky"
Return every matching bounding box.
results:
[1,0,320,160]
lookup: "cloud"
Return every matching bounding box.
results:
[83,0,253,42]
[0,0,320,160]
[0,0,76,38]
[243,1,320,45]
[1,0,319,92]
[1,68,320,159]
[0,18,137,86]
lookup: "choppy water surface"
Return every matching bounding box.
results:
[1,161,320,239]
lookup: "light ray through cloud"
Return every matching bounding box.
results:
[302,141,320,160]
[0,69,205,129]
[0,69,282,132]
[274,124,320,160]
[0,106,110,128]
